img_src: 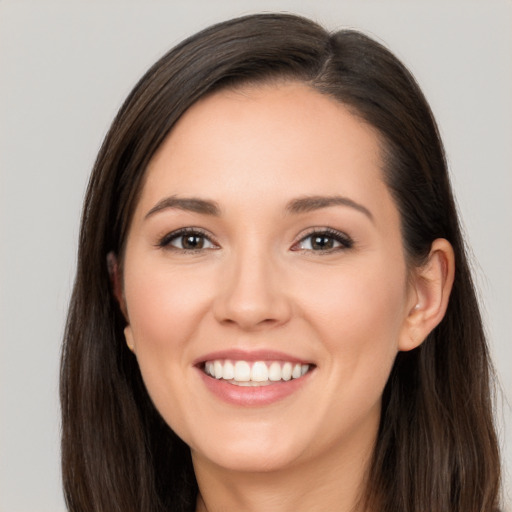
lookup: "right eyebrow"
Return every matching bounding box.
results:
[144,196,221,219]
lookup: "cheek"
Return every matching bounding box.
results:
[124,262,211,353]
[121,266,217,447]
[305,255,406,331]
[299,256,407,388]
[292,261,407,446]
[122,261,215,414]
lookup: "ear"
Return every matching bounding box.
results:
[107,252,136,352]
[106,251,129,320]
[124,325,135,353]
[398,238,455,352]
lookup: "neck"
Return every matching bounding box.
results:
[193,431,375,512]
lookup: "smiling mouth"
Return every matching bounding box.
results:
[202,360,313,386]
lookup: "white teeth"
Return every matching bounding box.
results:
[251,361,268,382]
[223,360,235,380]
[214,360,223,379]
[268,361,281,381]
[281,362,292,381]
[204,359,311,384]
[234,361,251,382]
[292,364,302,379]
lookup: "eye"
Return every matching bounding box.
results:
[292,229,353,252]
[158,228,217,251]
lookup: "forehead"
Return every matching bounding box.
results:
[136,82,392,220]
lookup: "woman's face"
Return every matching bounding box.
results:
[122,82,417,473]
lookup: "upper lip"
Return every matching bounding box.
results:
[193,349,313,366]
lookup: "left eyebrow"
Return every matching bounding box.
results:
[285,195,374,222]
[144,196,221,219]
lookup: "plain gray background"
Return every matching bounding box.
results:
[1,1,511,511]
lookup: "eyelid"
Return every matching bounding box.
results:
[157,227,219,250]
[155,226,353,253]
[291,227,354,252]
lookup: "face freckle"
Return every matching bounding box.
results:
[121,81,416,475]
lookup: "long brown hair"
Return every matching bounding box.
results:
[61,13,501,511]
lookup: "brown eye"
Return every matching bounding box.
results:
[311,235,335,250]
[181,234,205,250]
[159,229,217,251]
[293,229,353,252]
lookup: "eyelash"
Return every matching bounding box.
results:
[157,228,218,253]
[157,227,354,254]
[292,228,354,253]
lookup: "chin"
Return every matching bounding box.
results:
[189,429,307,474]
[197,447,300,474]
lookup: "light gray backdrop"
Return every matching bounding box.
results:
[1,1,511,511]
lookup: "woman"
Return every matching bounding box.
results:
[60,13,501,512]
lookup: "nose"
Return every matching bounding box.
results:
[212,246,292,330]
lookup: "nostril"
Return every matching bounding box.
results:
[218,315,285,330]
[211,261,293,329]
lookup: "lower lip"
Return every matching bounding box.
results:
[197,368,312,406]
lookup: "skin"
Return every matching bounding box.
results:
[119,82,454,512]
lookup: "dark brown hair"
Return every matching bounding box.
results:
[61,13,501,512]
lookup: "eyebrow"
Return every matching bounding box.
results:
[285,195,374,221]
[144,194,373,221]
[145,196,221,219]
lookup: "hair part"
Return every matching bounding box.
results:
[61,13,501,512]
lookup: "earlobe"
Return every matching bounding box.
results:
[399,238,455,352]
[106,251,129,320]
[124,325,135,353]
